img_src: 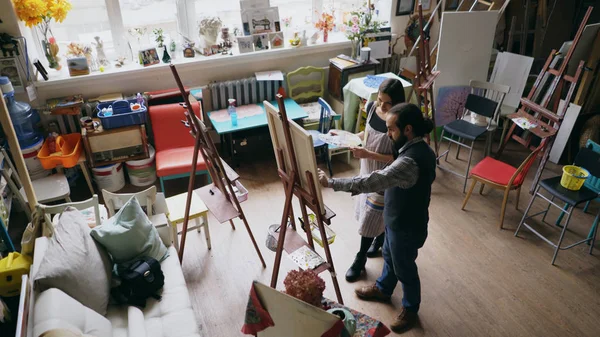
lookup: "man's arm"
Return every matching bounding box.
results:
[328,156,419,195]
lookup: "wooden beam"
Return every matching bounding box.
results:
[0,92,37,211]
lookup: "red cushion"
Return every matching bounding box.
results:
[470,157,524,186]
[155,147,207,177]
[149,102,202,152]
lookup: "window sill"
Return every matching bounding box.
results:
[34,38,351,89]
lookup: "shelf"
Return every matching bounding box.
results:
[195,184,240,223]
[283,226,330,275]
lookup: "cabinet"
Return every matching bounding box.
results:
[328,59,379,101]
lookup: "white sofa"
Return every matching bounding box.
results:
[22,213,201,337]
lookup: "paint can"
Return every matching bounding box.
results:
[21,138,49,180]
[92,163,125,192]
[125,145,156,187]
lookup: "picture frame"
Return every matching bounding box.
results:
[242,7,281,35]
[138,47,160,67]
[396,0,415,16]
[269,32,284,49]
[0,57,23,91]
[253,34,269,50]
[415,0,432,12]
[237,36,255,54]
[67,57,90,77]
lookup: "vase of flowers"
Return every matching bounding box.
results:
[199,16,222,48]
[315,11,334,43]
[12,0,72,70]
[344,2,387,60]
[283,270,326,308]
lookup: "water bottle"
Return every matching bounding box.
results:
[0,76,41,147]
[136,92,144,105]
[228,98,238,127]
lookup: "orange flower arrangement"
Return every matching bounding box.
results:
[315,11,335,43]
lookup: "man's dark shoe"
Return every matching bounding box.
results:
[345,253,367,282]
[390,307,418,333]
[354,283,391,302]
[366,234,384,257]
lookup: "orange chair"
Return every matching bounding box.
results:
[461,147,541,229]
[148,101,209,193]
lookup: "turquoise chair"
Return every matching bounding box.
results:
[555,139,600,243]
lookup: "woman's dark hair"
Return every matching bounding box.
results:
[379,78,406,105]
[388,103,434,137]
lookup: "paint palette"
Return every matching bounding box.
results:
[318,130,362,147]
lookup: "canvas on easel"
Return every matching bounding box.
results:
[265,95,343,304]
[168,64,266,268]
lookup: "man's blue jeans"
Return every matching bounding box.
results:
[375,225,423,313]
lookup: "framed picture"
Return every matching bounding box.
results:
[253,34,269,50]
[139,48,160,67]
[415,0,432,12]
[0,58,23,91]
[237,36,255,54]
[396,0,415,16]
[242,7,281,35]
[67,57,90,77]
[445,0,460,10]
[269,32,284,49]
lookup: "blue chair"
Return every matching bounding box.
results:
[307,98,334,176]
[555,140,600,243]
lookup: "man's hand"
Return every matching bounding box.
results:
[317,169,330,188]
[351,146,371,159]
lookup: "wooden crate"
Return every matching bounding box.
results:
[82,123,149,167]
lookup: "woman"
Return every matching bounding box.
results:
[345,78,407,282]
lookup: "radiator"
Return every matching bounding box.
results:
[209,77,285,110]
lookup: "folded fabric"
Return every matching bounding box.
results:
[34,207,112,315]
[91,196,168,271]
[241,283,275,335]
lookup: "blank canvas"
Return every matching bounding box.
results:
[490,52,534,108]
[434,11,499,101]
[265,101,325,215]
[549,100,582,164]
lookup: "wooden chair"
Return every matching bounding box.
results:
[461,147,541,229]
[101,186,178,251]
[285,66,326,127]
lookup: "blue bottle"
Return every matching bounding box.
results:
[228,98,238,127]
[0,76,41,147]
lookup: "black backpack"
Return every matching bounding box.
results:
[112,256,164,308]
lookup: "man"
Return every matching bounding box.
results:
[318,103,436,333]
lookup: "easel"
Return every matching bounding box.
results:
[169,64,266,267]
[496,6,592,194]
[268,95,343,304]
[413,4,440,156]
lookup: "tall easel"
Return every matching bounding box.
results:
[414,4,440,156]
[496,6,592,194]
[267,95,343,304]
[169,64,266,267]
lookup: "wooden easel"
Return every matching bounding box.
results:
[414,4,440,157]
[496,6,592,194]
[169,64,266,267]
[268,95,343,304]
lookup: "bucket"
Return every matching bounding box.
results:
[21,138,49,179]
[92,163,125,192]
[560,165,589,191]
[125,145,156,186]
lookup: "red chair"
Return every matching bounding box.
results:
[148,101,209,193]
[461,147,541,229]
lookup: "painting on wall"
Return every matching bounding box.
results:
[396,0,415,16]
[435,86,470,126]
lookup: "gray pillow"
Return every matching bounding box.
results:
[34,207,112,315]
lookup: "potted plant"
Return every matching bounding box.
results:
[11,0,72,70]
[315,11,335,43]
[283,270,326,308]
[153,28,170,63]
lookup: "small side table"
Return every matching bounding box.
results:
[165,192,211,250]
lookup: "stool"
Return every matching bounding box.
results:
[165,192,211,250]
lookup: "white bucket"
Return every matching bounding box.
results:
[92,163,125,192]
[21,138,49,179]
[126,145,156,187]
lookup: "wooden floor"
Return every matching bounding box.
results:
[176,141,600,337]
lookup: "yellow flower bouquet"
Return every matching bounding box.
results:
[11,0,72,69]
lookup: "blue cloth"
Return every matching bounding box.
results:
[363,75,388,89]
[376,225,422,313]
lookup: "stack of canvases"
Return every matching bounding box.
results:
[22,197,201,337]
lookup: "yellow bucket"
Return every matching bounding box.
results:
[560,165,589,191]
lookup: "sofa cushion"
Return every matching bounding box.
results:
[155,147,207,177]
[91,197,168,270]
[34,288,113,337]
[34,207,112,315]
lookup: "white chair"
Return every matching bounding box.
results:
[37,194,105,237]
[101,186,178,251]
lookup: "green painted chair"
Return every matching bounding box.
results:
[286,66,328,129]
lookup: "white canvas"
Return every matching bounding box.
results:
[434,11,499,102]
[567,23,600,76]
[265,101,325,215]
[490,52,534,108]
[549,100,582,164]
